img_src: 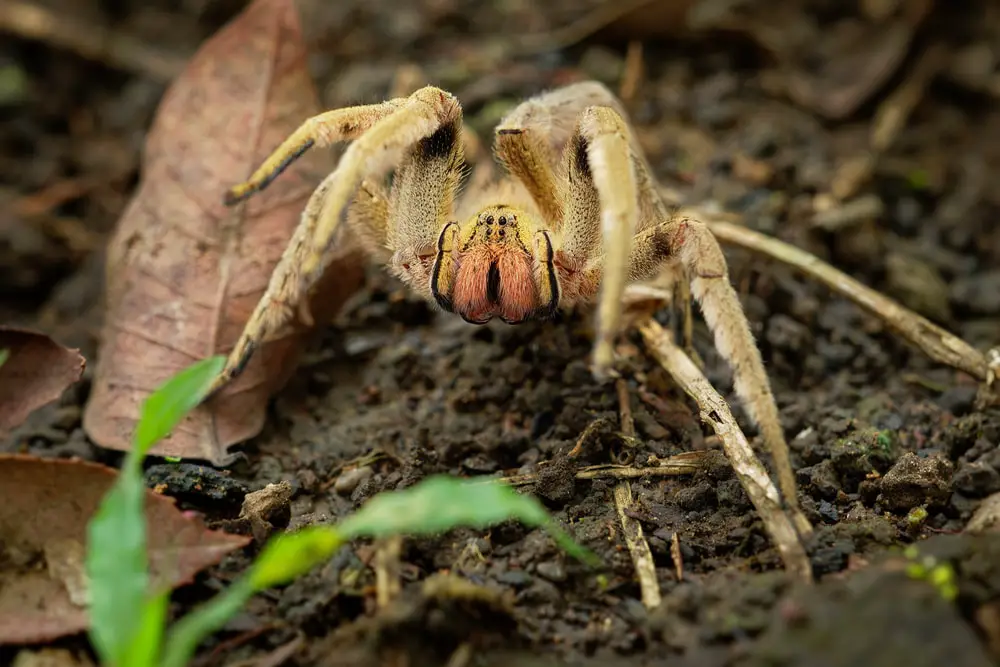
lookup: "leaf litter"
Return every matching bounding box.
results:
[0,327,85,438]
[82,0,366,464]
[0,455,249,645]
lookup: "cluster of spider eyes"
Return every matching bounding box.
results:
[483,213,513,238]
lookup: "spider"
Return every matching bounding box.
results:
[211,81,808,534]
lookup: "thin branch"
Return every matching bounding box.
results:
[638,318,813,583]
[670,532,683,581]
[703,217,990,382]
[495,452,707,487]
[613,378,662,609]
[374,535,402,609]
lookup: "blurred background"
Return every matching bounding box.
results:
[1,0,997,361]
[2,1,1000,664]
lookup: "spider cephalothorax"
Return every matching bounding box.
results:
[207,81,808,534]
[429,205,560,325]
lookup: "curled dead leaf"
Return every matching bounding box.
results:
[82,0,366,464]
[0,454,250,645]
[0,327,85,438]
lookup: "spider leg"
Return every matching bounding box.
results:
[624,218,812,535]
[210,86,462,393]
[346,178,391,264]
[224,98,406,205]
[557,104,812,536]
[495,82,668,230]
[385,101,466,301]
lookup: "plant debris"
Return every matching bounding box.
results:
[0,455,248,644]
[0,327,84,438]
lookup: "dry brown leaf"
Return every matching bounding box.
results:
[82,0,366,464]
[0,327,85,437]
[0,454,250,645]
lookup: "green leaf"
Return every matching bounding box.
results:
[121,590,170,667]
[157,477,594,666]
[0,348,9,369]
[248,526,343,590]
[85,356,226,665]
[338,476,598,565]
[159,529,342,667]
[160,578,256,667]
[133,355,225,458]
[86,470,151,665]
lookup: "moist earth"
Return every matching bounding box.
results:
[3,0,1000,665]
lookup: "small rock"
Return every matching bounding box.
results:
[716,479,751,511]
[534,456,576,505]
[517,579,561,605]
[953,460,1000,498]
[334,466,373,496]
[810,538,854,576]
[858,477,882,506]
[675,482,716,510]
[797,460,841,500]
[878,452,953,512]
[937,385,979,417]
[145,463,249,506]
[817,500,839,524]
[535,560,567,583]
[967,491,1000,534]
[497,570,533,588]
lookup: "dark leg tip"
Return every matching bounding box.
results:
[223,188,252,207]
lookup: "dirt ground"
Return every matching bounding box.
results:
[3,0,1000,665]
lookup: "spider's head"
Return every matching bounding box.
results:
[430,206,559,325]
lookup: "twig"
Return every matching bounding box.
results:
[703,218,990,382]
[374,535,402,609]
[495,452,707,487]
[670,532,683,581]
[613,378,662,609]
[638,318,813,583]
[0,0,186,81]
[445,643,474,667]
[567,417,611,458]
[618,40,644,108]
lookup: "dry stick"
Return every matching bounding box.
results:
[704,218,990,382]
[618,40,645,108]
[638,318,813,583]
[0,0,186,81]
[497,452,707,487]
[374,535,402,609]
[613,378,662,609]
[670,532,684,581]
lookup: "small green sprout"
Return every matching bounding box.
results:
[85,357,597,667]
[903,545,958,602]
[86,356,225,667]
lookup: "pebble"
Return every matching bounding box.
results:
[953,460,1000,498]
[878,452,953,511]
[334,466,373,496]
[535,561,567,583]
